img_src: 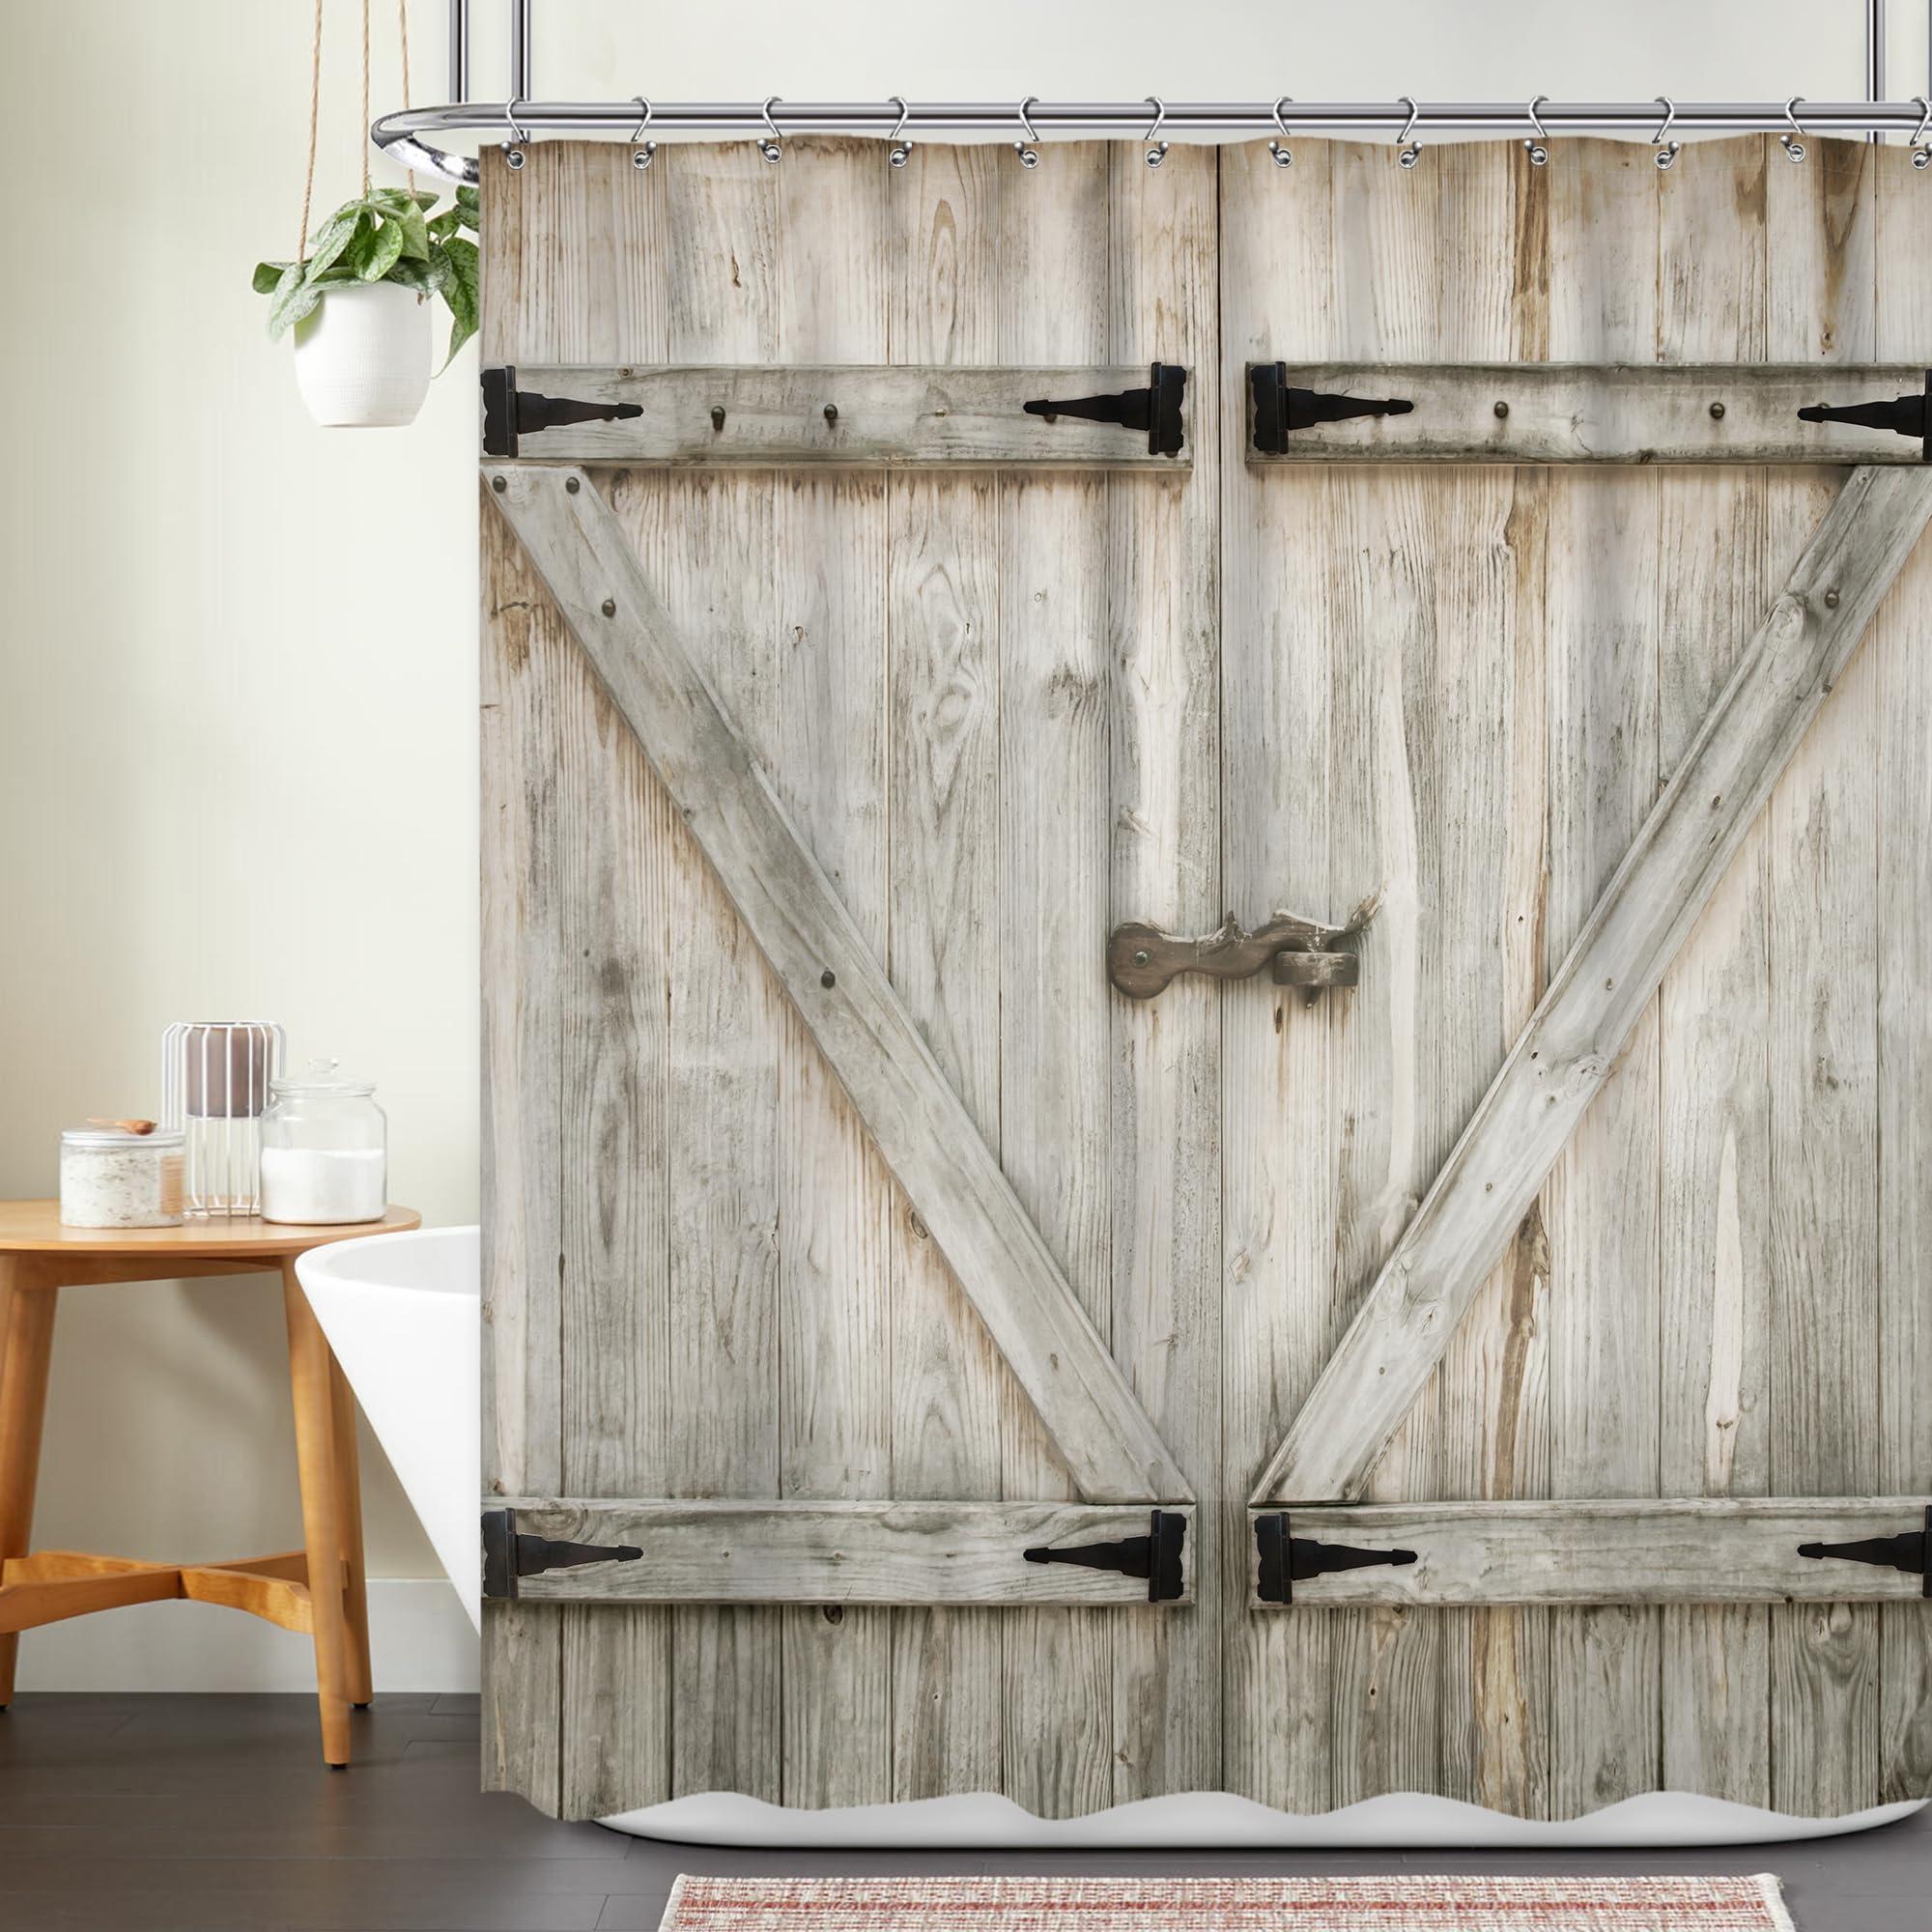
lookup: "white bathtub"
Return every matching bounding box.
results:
[295,1226,1921,1847]
[296,1224,481,1632]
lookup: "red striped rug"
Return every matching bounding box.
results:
[661,1873,1794,1930]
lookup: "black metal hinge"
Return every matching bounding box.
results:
[480,1507,645,1601]
[1798,1506,1930,1598]
[1249,362,1414,454]
[1023,1510,1187,1603]
[1797,374,1930,461]
[1254,1511,1419,1605]
[481,364,645,458]
[1023,363,1188,456]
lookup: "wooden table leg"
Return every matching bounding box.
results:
[328,1357,374,1708]
[281,1261,353,1767]
[0,1262,56,1709]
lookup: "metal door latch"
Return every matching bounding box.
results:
[482,365,645,457]
[1254,1512,1418,1605]
[1798,1506,1929,1597]
[1797,374,1929,460]
[1250,362,1413,453]
[1107,891,1381,1003]
[1023,1510,1187,1603]
[481,1507,645,1600]
[1023,362,1188,455]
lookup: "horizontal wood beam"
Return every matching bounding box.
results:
[483,363,1192,467]
[495,1501,1195,1606]
[488,467,1192,1505]
[1247,361,1929,464]
[1252,464,1932,1505]
[1249,1499,1931,1607]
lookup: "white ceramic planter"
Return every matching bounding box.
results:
[292,280,433,428]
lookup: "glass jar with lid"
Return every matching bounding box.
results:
[259,1057,387,1226]
[59,1126,185,1228]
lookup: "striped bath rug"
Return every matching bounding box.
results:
[661,1872,1794,1930]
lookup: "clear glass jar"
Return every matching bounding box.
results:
[60,1127,185,1228]
[259,1058,387,1226]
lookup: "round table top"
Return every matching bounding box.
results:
[0,1201,421,1257]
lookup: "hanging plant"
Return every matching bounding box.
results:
[252,0,466,427]
[253,186,479,363]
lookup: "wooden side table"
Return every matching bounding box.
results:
[0,1201,420,1768]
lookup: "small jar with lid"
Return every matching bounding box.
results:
[60,1127,186,1228]
[259,1058,387,1226]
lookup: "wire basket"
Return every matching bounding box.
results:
[160,1022,286,1217]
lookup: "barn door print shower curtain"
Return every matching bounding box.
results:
[480,132,1932,1821]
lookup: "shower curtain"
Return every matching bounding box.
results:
[480,132,1932,1820]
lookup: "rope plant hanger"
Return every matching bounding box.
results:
[253,0,478,429]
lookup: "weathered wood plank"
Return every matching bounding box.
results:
[1654,133,1773,1813]
[653,140,784,1808]
[501,1501,1195,1606]
[1542,135,1665,1823]
[768,134,896,1819]
[1253,460,1932,1508]
[490,362,1193,467]
[486,461,1191,1508]
[1765,138,1883,1822]
[1216,134,1339,1818]
[1249,1498,1928,1606]
[996,138,1119,1824]
[477,141,567,1815]
[883,138,1008,1808]
[1106,138,1221,1806]
[1875,145,1932,1807]
[1244,359,1928,464]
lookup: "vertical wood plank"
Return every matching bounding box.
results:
[655,140,786,1806]
[1106,141,1220,1804]
[1543,139,1664,1819]
[1217,135,1337,1816]
[885,140,1009,1804]
[997,139,1116,1820]
[477,143,567,1813]
[1874,143,1932,1807]
[1766,138,1881,1820]
[1655,135,1774,1809]
[769,138,896,1813]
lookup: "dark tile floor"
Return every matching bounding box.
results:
[0,1694,1925,1930]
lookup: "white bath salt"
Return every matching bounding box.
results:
[261,1146,387,1225]
[59,1129,185,1228]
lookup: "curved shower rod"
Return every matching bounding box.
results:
[373,96,1932,185]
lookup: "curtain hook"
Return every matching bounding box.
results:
[1142,96,1170,168]
[1013,96,1041,169]
[1396,96,1423,169]
[887,96,914,169]
[1650,95,1680,170]
[1268,96,1294,168]
[630,97,657,171]
[1913,96,1932,169]
[1522,95,1550,167]
[504,98,529,171]
[1780,96,1808,163]
[757,96,784,165]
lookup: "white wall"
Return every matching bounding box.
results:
[1,0,1923,1690]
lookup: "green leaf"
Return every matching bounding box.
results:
[454,184,480,232]
[268,261,322,338]
[384,255,440,296]
[304,209,362,280]
[358,213,407,282]
[440,235,479,366]
[426,208,459,243]
[253,260,292,295]
[393,202,431,261]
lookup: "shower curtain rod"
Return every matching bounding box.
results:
[373,97,1932,185]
